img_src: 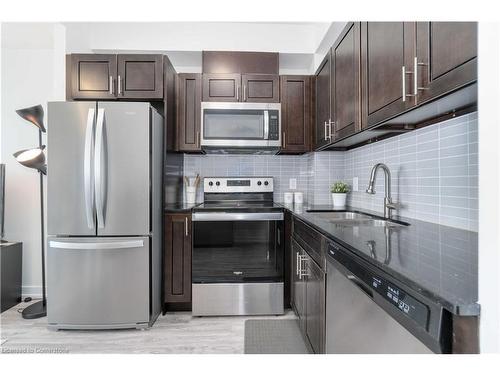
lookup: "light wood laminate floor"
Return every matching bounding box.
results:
[0,301,297,354]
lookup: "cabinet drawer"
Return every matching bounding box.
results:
[292,217,325,270]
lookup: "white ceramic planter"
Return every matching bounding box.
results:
[332,193,347,207]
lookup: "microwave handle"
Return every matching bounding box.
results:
[263,110,269,140]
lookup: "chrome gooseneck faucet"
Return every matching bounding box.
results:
[366,163,397,219]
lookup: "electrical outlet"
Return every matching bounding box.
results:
[353,177,359,192]
[289,178,297,190]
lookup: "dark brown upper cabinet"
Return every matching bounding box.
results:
[117,54,163,99]
[202,51,279,74]
[314,52,332,149]
[176,73,202,152]
[332,22,362,140]
[202,73,279,103]
[164,213,192,308]
[280,75,311,153]
[361,22,416,129]
[242,74,280,102]
[202,73,241,102]
[68,54,163,100]
[70,54,117,100]
[415,22,477,104]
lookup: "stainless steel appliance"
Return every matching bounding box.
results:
[200,102,281,154]
[46,101,163,330]
[192,177,284,316]
[326,240,448,354]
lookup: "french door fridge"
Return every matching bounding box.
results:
[46,101,163,330]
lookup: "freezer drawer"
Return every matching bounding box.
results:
[47,237,150,329]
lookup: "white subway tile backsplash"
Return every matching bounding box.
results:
[183,112,478,231]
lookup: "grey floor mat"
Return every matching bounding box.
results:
[244,319,310,354]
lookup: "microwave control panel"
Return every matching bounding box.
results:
[268,110,280,140]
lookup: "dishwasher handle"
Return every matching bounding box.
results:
[347,274,374,298]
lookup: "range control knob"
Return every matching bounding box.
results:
[208,181,213,186]
[216,181,220,186]
[257,181,262,186]
[264,181,269,186]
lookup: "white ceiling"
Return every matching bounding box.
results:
[2,21,347,74]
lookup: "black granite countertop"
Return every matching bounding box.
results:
[279,203,479,316]
[164,202,201,213]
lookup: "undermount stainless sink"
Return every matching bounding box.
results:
[307,211,408,228]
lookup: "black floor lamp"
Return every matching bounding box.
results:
[13,104,47,319]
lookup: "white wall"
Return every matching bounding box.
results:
[1,22,66,297]
[478,22,500,353]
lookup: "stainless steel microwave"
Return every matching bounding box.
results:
[200,102,281,153]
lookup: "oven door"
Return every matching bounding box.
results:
[201,102,281,148]
[192,211,284,284]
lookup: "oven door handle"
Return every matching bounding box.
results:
[192,212,283,222]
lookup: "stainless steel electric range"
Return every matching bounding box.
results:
[191,177,284,316]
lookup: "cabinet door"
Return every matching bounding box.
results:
[291,240,306,332]
[164,214,192,304]
[241,74,279,102]
[361,22,416,128]
[416,22,477,103]
[70,54,117,99]
[117,54,163,99]
[332,22,361,140]
[202,73,241,102]
[280,75,311,153]
[305,256,326,354]
[314,53,332,149]
[176,73,202,152]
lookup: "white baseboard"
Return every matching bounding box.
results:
[22,285,43,299]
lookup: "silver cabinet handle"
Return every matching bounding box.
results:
[402,65,415,103]
[402,66,406,102]
[118,75,122,96]
[324,121,328,141]
[415,57,429,92]
[243,84,246,101]
[329,120,334,140]
[95,108,106,229]
[263,110,269,140]
[185,217,189,236]
[296,250,300,276]
[109,76,114,95]
[236,85,239,101]
[50,240,143,250]
[299,254,309,278]
[84,107,96,229]
[283,131,286,148]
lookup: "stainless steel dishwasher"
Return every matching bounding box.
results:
[325,240,450,354]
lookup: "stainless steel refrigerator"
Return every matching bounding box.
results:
[46,101,163,330]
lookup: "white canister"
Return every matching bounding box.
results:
[186,186,197,204]
[284,192,294,205]
[294,192,304,205]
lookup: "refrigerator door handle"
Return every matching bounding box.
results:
[95,108,106,229]
[49,240,144,250]
[84,107,96,229]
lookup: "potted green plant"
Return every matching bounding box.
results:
[331,181,349,207]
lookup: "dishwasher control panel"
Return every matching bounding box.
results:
[327,242,429,330]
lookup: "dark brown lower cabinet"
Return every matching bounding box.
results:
[164,213,192,311]
[304,254,326,354]
[291,238,326,354]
